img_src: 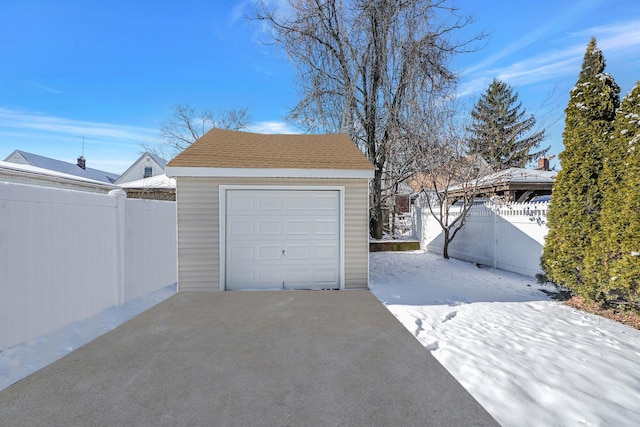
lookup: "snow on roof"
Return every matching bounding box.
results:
[447,167,557,192]
[119,173,175,189]
[6,150,120,184]
[0,160,120,191]
[478,167,557,184]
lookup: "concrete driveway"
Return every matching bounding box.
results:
[0,291,498,426]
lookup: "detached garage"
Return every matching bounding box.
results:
[165,129,375,291]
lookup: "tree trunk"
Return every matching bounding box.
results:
[370,168,384,239]
[443,229,450,259]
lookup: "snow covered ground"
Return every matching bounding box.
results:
[0,284,176,392]
[370,251,640,427]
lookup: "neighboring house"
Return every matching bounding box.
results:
[407,154,493,194]
[4,150,120,184]
[448,167,557,202]
[0,161,119,193]
[115,152,167,185]
[166,128,375,292]
[119,173,176,201]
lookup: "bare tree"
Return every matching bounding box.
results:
[143,104,251,159]
[254,0,483,238]
[411,110,490,259]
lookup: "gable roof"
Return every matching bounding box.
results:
[115,151,168,184]
[166,128,374,178]
[4,150,120,184]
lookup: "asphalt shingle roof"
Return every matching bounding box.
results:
[167,128,374,171]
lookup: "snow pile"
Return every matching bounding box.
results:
[0,284,176,392]
[370,251,640,427]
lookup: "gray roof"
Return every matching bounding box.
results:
[0,161,119,193]
[147,152,167,169]
[5,150,120,184]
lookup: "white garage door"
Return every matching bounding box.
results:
[225,189,341,290]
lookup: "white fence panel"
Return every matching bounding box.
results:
[124,198,177,301]
[0,182,176,351]
[413,202,549,277]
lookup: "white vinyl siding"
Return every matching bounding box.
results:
[175,177,369,291]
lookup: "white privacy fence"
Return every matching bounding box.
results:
[0,182,176,351]
[412,200,550,277]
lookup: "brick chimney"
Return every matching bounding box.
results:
[537,157,549,171]
[77,156,86,170]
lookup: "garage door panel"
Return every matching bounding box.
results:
[257,220,282,235]
[257,269,284,287]
[229,245,254,261]
[226,189,340,290]
[286,219,310,235]
[228,194,254,212]
[314,219,338,236]
[257,244,283,261]
[313,194,340,211]
[258,195,283,211]
[314,244,339,260]
[285,244,310,260]
[228,220,254,236]
[227,270,255,289]
[284,269,311,286]
[284,267,338,289]
[314,269,338,285]
[286,195,311,210]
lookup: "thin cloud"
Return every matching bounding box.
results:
[570,19,640,46]
[462,1,601,75]
[247,121,300,134]
[458,18,640,99]
[0,108,156,143]
[33,83,63,95]
[229,0,253,26]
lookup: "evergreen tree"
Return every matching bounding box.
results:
[467,78,548,170]
[585,82,640,306]
[541,38,620,298]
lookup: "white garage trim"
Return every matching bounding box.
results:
[167,166,373,179]
[219,185,345,291]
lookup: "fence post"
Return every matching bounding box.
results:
[488,200,498,273]
[110,189,127,305]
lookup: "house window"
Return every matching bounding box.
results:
[144,166,153,178]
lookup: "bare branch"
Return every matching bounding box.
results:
[252,0,484,238]
[155,104,252,158]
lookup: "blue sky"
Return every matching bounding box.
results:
[1,0,639,174]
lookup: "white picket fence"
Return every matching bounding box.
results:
[0,182,177,351]
[412,200,550,277]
